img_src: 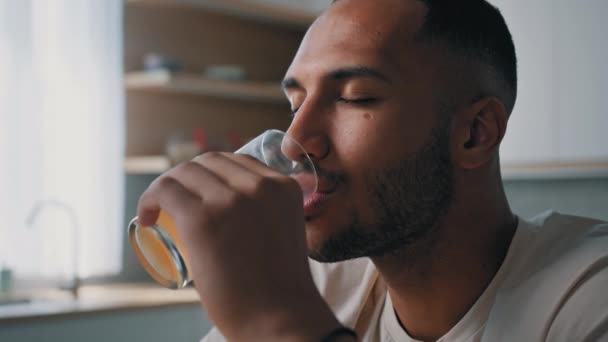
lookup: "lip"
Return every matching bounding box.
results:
[303,188,336,216]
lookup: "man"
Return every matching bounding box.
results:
[137,0,608,341]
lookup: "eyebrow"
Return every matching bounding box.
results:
[281,66,391,91]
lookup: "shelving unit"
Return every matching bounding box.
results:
[124,0,319,166]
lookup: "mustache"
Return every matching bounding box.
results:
[311,162,348,186]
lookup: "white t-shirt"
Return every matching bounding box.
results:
[201,211,608,341]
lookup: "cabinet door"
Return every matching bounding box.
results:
[554,0,608,162]
[492,0,558,164]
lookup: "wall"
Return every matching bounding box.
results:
[492,0,608,164]
[504,178,608,221]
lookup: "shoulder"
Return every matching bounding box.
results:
[517,211,608,295]
[525,210,608,246]
[511,211,608,278]
[485,211,608,340]
[528,211,608,276]
[529,212,608,341]
[546,263,608,341]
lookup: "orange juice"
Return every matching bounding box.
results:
[129,210,192,289]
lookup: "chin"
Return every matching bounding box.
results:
[304,215,335,249]
[304,219,329,251]
[304,213,350,256]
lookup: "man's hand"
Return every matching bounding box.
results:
[137,152,343,341]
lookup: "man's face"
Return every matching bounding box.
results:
[283,0,454,262]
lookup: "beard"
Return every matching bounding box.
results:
[309,117,454,262]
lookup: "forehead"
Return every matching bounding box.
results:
[288,0,428,75]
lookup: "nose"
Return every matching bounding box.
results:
[282,104,330,163]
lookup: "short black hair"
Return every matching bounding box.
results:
[331,0,518,114]
[417,0,518,113]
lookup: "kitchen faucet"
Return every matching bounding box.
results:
[26,199,80,299]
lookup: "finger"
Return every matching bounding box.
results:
[222,153,284,179]
[192,152,268,191]
[225,150,313,195]
[164,161,232,202]
[224,153,306,196]
[137,176,202,227]
[219,153,303,200]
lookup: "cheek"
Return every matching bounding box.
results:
[329,118,383,219]
[333,113,382,162]
[327,110,418,223]
[332,111,409,170]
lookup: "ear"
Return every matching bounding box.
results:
[451,97,509,169]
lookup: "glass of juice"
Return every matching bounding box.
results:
[128,130,317,289]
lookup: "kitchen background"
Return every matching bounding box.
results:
[0,0,606,341]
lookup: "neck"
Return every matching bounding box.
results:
[371,177,517,341]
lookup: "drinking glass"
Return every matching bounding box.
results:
[128,129,317,289]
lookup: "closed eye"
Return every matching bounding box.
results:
[338,97,378,105]
[290,97,379,118]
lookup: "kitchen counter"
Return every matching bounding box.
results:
[0,283,200,324]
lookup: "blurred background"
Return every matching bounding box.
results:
[0,0,606,341]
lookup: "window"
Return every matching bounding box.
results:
[0,0,124,281]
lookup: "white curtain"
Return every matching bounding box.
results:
[0,0,124,280]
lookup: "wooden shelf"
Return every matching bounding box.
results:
[126,70,287,104]
[125,155,170,174]
[502,160,608,180]
[125,0,317,30]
